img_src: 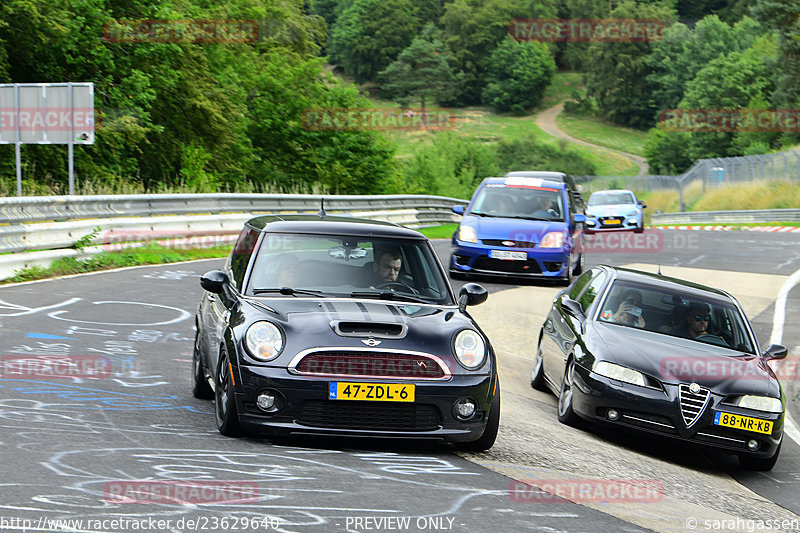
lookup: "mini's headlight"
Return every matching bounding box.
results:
[458,225,478,243]
[737,395,783,413]
[454,330,486,369]
[539,231,565,248]
[245,321,284,361]
[594,361,646,387]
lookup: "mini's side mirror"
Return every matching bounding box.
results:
[763,344,788,361]
[200,270,229,294]
[458,283,488,311]
[452,205,465,215]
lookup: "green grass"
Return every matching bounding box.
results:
[417,224,458,239]
[538,72,585,110]
[556,113,648,157]
[4,243,231,283]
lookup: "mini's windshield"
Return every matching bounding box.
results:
[246,233,454,305]
[470,184,564,221]
[597,280,756,354]
[588,192,636,206]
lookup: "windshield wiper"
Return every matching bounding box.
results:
[252,287,325,297]
[350,291,430,304]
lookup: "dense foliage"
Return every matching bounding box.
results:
[3,0,799,194]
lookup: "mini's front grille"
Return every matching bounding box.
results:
[679,384,710,428]
[298,401,441,431]
[481,239,536,249]
[295,352,446,379]
[473,257,542,274]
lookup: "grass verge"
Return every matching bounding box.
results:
[556,113,648,157]
[4,244,231,284]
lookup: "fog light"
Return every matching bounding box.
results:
[607,408,620,421]
[455,398,476,419]
[257,391,276,411]
[747,439,759,451]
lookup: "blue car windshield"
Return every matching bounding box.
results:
[246,233,454,305]
[588,192,636,206]
[470,185,564,221]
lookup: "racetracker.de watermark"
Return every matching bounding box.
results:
[0,355,110,379]
[0,108,95,131]
[102,230,238,252]
[659,109,800,133]
[509,478,663,503]
[509,18,663,42]
[104,480,259,504]
[103,19,259,43]
[301,108,456,131]
[661,356,800,382]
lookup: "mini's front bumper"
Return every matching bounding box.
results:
[232,364,496,443]
[569,363,783,459]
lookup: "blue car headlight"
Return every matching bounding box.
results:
[458,225,478,243]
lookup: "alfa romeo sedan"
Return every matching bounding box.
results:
[532,265,786,470]
[193,214,499,450]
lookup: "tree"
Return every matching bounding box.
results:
[482,38,556,114]
[646,16,763,114]
[328,0,421,83]
[679,34,778,160]
[585,1,677,128]
[440,0,558,106]
[378,25,458,125]
[751,0,800,146]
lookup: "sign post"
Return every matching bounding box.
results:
[0,82,95,196]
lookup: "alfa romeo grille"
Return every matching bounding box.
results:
[679,384,710,428]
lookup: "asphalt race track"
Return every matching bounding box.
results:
[0,228,798,533]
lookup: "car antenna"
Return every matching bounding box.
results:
[318,197,326,217]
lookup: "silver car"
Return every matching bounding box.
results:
[585,189,646,233]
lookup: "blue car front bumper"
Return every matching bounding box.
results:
[449,240,571,279]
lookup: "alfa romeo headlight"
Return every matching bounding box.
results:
[454,330,486,369]
[458,225,478,243]
[737,395,782,413]
[594,361,646,387]
[245,321,284,361]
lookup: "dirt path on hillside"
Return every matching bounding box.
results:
[536,102,649,176]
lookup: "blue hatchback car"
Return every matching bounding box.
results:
[450,176,586,283]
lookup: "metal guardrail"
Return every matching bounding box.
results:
[0,193,468,281]
[652,209,800,225]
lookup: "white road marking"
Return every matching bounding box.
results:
[770,267,800,345]
[768,268,800,446]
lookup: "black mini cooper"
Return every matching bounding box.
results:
[193,215,499,450]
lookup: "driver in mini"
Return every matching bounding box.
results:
[372,247,402,285]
